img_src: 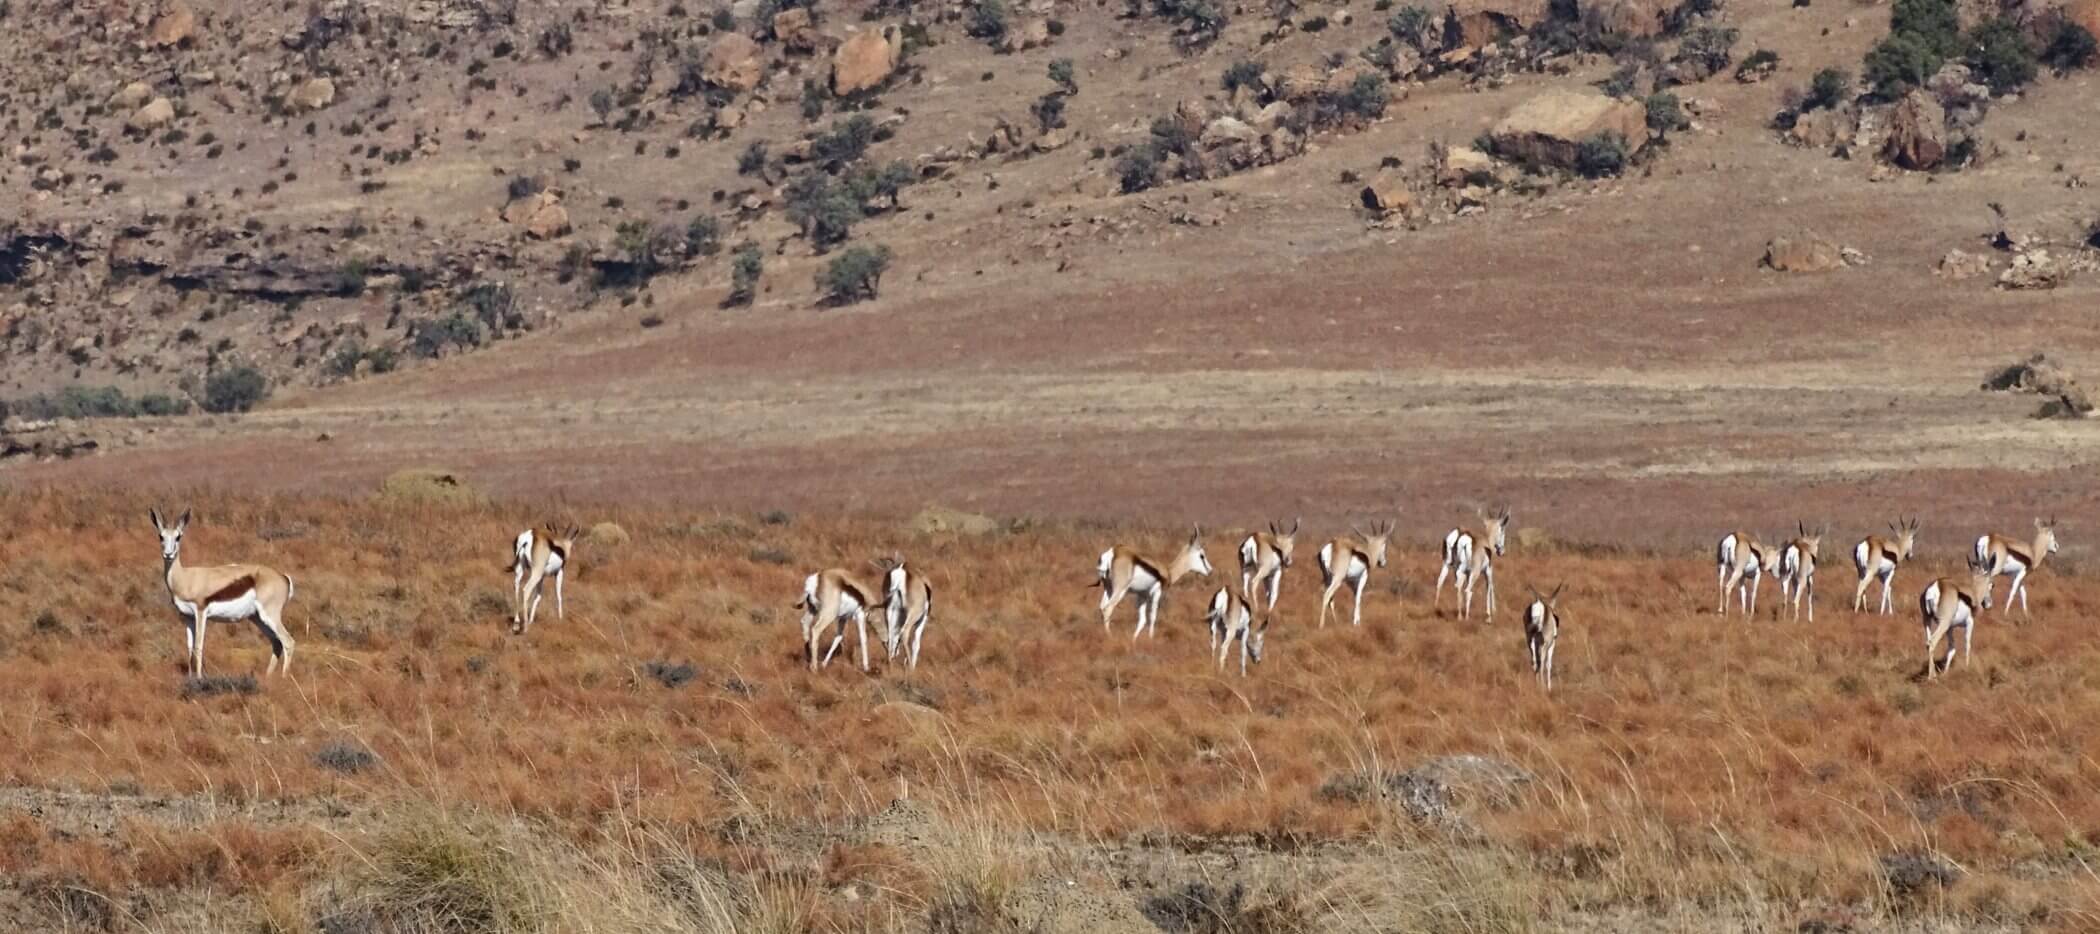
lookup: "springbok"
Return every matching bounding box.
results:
[1437,508,1511,620]
[1715,530,1778,616]
[1315,519,1393,628]
[510,525,580,635]
[1852,518,1919,614]
[797,566,885,672]
[1237,518,1300,614]
[1973,517,2060,619]
[1773,522,1823,621]
[1523,584,1564,691]
[1921,556,1995,679]
[1096,528,1213,641]
[150,508,296,678]
[874,556,934,671]
[1206,583,1268,676]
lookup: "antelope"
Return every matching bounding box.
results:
[797,566,886,672]
[1973,517,2060,619]
[1523,584,1564,691]
[874,556,934,671]
[150,508,296,679]
[1852,518,1919,614]
[1095,528,1213,641]
[1315,519,1393,628]
[1438,508,1511,620]
[1715,530,1779,616]
[1206,583,1268,676]
[1921,556,1995,679]
[1774,522,1823,621]
[509,525,580,635]
[1237,518,1300,614]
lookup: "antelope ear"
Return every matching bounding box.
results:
[1290,517,1301,535]
[149,508,164,530]
[177,508,191,530]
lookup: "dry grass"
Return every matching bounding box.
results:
[1,489,2098,930]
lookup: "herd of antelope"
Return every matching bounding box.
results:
[144,507,2064,689]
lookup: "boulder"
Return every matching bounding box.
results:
[831,26,899,96]
[1785,107,1853,149]
[1763,233,1847,273]
[705,33,767,93]
[1201,116,1258,148]
[1448,0,1551,48]
[1359,172,1415,215]
[149,2,198,46]
[772,8,819,53]
[1247,101,1292,134]
[1882,89,1946,171]
[1936,248,1991,280]
[1439,146,1496,187]
[1000,17,1053,52]
[288,76,336,112]
[504,192,570,240]
[1998,250,2076,290]
[1278,64,1326,102]
[1577,0,1673,39]
[109,80,154,110]
[126,97,176,131]
[1488,89,1646,170]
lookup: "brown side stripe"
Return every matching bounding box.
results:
[206,575,256,604]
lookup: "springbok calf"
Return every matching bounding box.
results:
[510,525,580,635]
[1315,520,1393,628]
[1206,583,1268,676]
[151,509,296,678]
[1773,523,1823,621]
[1437,508,1511,620]
[1715,530,1779,616]
[874,556,934,671]
[797,567,885,672]
[1237,518,1300,614]
[1523,584,1564,691]
[1921,557,1995,679]
[1853,518,1919,614]
[1096,528,1213,641]
[1973,517,2060,619]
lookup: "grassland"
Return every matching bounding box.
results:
[0,489,2096,932]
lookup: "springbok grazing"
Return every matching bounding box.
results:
[1096,528,1213,641]
[150,508,296,678]
[1973,517,2060,619]
[1921,556,1995,679]
[1237,518,1300,614]
[1315,519,1394,628]
[1773,522,1824,621]
[1206,583,1269,676]
[874,556,934,671]
[1852,518,1920,614]
[509,524,580,635]
[797,566,886,672]
[1523,584,1564,691]
[1437,508,1512,621]
[1715,530,1779,617]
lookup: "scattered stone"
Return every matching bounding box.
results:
[705,33,767,93]
[1359,172,1415,215]
[1785,107,1853,150]
[772,8,819,53]
[1439,146,1497,187]
[1000,18,1053,53]
[126,97,176,132]
[831,25,900,96]
[1762,232,1848,272]
[1882,89,1946,171]
[149,2,197,47]
[1577,0,1674,40]
[1031,129,1068,153]
[1983,352,2093,418]
[1998,249,2083,290]
[1936,248,1992,279]
[1489,88,1647,171]
[288,76,336,113]
[1201,116,1258,149]
[109,80,154,110]
[1449,0,1551,47]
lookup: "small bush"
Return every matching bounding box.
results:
[409,313,482,359]
[1865,32,1943,95]
[1575,132,1629,178]
[642,661,698,688]
[314,740,379,775]
[811,114,878,167]
[1032,92,1067,131]
[1221,60,1265,95]
[1644,92,1687,132]
[737,141,769,176]
[784,173,861,248]
[968,0,1009,44]
[819,244,893,304]
[2042,20,2097,69]
[182,675,259,699]
[1803,67,1851,110]
[2,385,193,420]
[1965,17,2037,93]
[1048,58,1077,94]
[686,215,722,256]
[727,242,763,307]
[202,366,270,414]
[1116,147,1163,193]
[1677,25,1739,76]
[504,174,543,202]
[1343,72,1389,119]
[1389,6,1437,49]
[1302,14,1329,31]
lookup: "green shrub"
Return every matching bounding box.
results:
[810,114,877,167]
[1388,6,1437,48]
[784,173,860,248]
[968,0,1009,43]
[1865,31,1944,95]
[1575,132,1629,178]
[202,365,270,413]
[1221,60,1265,95]
[686,215,722,256]
[1677,25,1739,75]
[137,393,189,416]
[2042,20,2097,69]
[1965,17,2037,93]
[2,385,194,420]
[737,141,769,176]
[1803,67,1851,110]
[818,244,892,304]
[1048,58,1077,94]
[409,313,482,359]
[1033,92,1067,131]
[1889,0,1960,60]
[1734,48,1780,79]
[1343,72,1389,119]
[1116,147,1163,193]
[727,242,763,307]
[1644,92,1687,132]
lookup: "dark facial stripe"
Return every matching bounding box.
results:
[206,575,256,604]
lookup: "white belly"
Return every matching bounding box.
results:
[174,592,259,621]
[836,592,864,619]
[544,551,565,575]
[1128,565,1161,594]
[1348,555,1368,581]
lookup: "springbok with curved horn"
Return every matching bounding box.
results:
[1853,518,1919,614]
[1716,530,1778,616]
[1315,519,1393,628]
[150,508,297,678]
[1443,507,1512,621]
[1973,517,2060,619]
[510,524,581,635]
[873,555,934,671]
[1774,522,1823,621]
[1922,556,1995,679]
[1095,528,1213,641]
[1523,583,1564,690]
[797,566,886,672]
[1207,582,1268,676]
[1238,518,1299,614]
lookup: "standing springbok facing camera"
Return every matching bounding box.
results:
[1439,508,1512,621]
[1974,517,2060,619]
[1315,519,1393,628]
[873,556,934,671]
[1853,518,1919,614]
[1774,522,1823,621]
[1523,584,1564,691]
[1921,556,1995,679]
[509,525,580,636]
[1715,530,1778,617]
[1095,528,1213,642]
[797,566,886,672]
[1207,583,1268,676]
[150,508,296,679]
[1238,518,1300,614]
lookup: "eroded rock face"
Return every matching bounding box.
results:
[127,97,176,131]
[149,2,198,47]
[1489,88,1646,170]
[705,33,767,93]
[1763,233,1848,273]
[831,26,900,96]
[1448,0,1551,47]
[1883,89,1947,171]
[288,76,337,113]
[1577,0,1674,39]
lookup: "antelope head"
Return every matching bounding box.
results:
[1967,555,1995,609]
[1270,517,1301,568]
[2037,516,2060,556]
[1185,526,1215,577]
[1894,517,1920,559]
[1488,508,1512,556]
[150,507,192,566]
[1354,519,1394,569]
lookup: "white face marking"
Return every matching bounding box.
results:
[159,527,184,562]
[1190,543,1213,577]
